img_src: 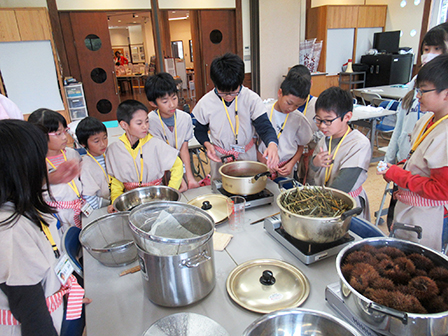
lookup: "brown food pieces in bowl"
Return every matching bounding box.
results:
[342,243,448,314]
[349,263,379,293]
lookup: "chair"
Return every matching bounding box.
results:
[360,91,382,106]
[374,100,399,149]
[374,182,394,227]
[62,226,83,277]
[349,216,386,238]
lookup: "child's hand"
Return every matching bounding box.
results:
[277,161,294,177]
[204,143,221,162]
[48,159,80,184]
[188,179,200,189]
[263,143,279,170]
[107,204,116,213]
[179,179,188,193]
[313,147,332,168]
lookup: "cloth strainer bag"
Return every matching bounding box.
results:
[129,202,215,256]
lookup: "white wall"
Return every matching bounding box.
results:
[169,18,193,68]
[368,0,424,59]
[159,0,235,9]
[310,0,425,63]
[110,28,129,46]
[56,0,151,11]
[142,18,156,62]
[0,0,46,6]
[259,0,302,100]
[129,25,143,44]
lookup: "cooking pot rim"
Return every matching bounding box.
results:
[219,161,268,177]
[336,237,448,318]
[129,201,215,244]
[276,186,356,220]
[243,307,363,336]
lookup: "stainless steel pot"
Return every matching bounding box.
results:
[219,159,270,195]
[243,308,363,336]
[277,186,362,243]
[129,201,216,307]
[336,237,448,336]
[113,185,181,212]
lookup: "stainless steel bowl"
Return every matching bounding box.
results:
[79,212,137,267]
[113,186,181,212]
[243,308,362,336]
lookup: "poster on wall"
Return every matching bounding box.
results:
[0,40,64,115]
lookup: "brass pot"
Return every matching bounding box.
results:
[219,161,270,196]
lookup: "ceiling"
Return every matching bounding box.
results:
[107,10,189,28]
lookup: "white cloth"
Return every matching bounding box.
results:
[0,94,22,120]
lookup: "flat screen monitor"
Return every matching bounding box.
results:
[373,30,400,54]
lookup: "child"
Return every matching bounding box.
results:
[310,87,371,220]
[378,54,448,252]
[383,25,448,229]
[257,72,313,178]
[192,53,279,179]
[0,120,84,335]
[385,25,448,164]
[105,100,183,209]
[286,65,322,183]
[145,72,200,192]
[28,109,83,232]
[76,116,112,211]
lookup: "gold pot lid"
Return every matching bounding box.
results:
[226,259,310,314]
[188,194,229,224]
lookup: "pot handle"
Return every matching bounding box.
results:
[180,250,211,268]
[254,171,271,181]
[368,302,408,325]
[341,207,363,220]
[220,154,235,164]
[390,222,423,239]
[277,178,302,191]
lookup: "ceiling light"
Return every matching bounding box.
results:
[168,16,189,21]
[118,20,121,22]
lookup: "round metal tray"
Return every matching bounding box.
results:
[226,259,310,314]
[142,312,229,336]
[188,194,229,224]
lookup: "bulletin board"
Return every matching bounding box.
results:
[0,40,64,115]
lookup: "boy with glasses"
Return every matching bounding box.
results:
[378,54,448,252]
[310,86,371,220]
[193,53,279,179]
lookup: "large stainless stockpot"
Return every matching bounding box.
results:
[129,201,216,307]
[219,160,270,195]
[277,186,362,243]
[336,237,448,336]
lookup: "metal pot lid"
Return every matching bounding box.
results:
[188,194,229,224]
[142,312,229,336]
[226,259,310,314]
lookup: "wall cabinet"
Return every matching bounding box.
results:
[306,5,387,73]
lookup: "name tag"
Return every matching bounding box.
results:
[54,253,74,285]
[81,201,94,217]
[230,144,245,153]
